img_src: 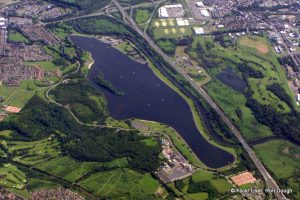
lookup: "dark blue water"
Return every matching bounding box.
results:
[216,67,247,93]
[71,36,234,168]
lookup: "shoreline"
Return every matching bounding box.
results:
[71,34,237,170]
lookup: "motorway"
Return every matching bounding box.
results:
[112,0,287,199]
[45,0,165,24]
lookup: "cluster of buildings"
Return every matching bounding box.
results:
[0,0,71,21]
[0,24,54,86]
[0,1,66,122]
[188,0,212,20]
[19,24,60,45]
[0,5,62,87]
[0,189,23,200]
[156,138,196,183]
[30,188,84,200]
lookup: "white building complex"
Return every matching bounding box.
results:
[158,4,185,18]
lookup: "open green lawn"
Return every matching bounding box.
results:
[210,179,231,193]
[238,35,270,55]
[0,80,47,108]
[8,30,30,43]
[254,140,300,179]
[254,139,300,199]
[134,8,151,25]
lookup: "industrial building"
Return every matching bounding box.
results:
[158,4,185,18]
[193,27,205,35]
[176,18,190,26]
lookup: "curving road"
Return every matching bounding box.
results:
[112,0,287,199]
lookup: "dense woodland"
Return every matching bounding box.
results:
[1,87,161,172]
[245,91,300,144]
[95,73,125,96]
[50,80,109,123]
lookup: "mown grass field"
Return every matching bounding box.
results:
[8,30,30,43]
[238,36,270,54]
[0,80,48,108]
[151,19,192,40]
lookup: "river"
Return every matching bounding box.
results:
[71,35,234,168]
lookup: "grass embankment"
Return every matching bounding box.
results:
[254,140,300,199]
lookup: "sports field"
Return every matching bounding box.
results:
[238,36,270,54]
[151,19,192,39]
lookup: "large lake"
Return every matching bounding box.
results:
[71,36,234,168]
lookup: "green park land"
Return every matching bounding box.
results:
[0,16,240,200]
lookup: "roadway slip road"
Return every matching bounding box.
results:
[45,0,166,25]
[112,0,287,199]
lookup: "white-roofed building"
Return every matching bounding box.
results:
[193,27,204,35]
[200,9,210,17]
[0,17,7,30]
[196,1,204,7]
[176,18,189,26]
[158,7,168,18]
[158,4,185,18]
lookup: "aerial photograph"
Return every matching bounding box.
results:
[0,0,299,199]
